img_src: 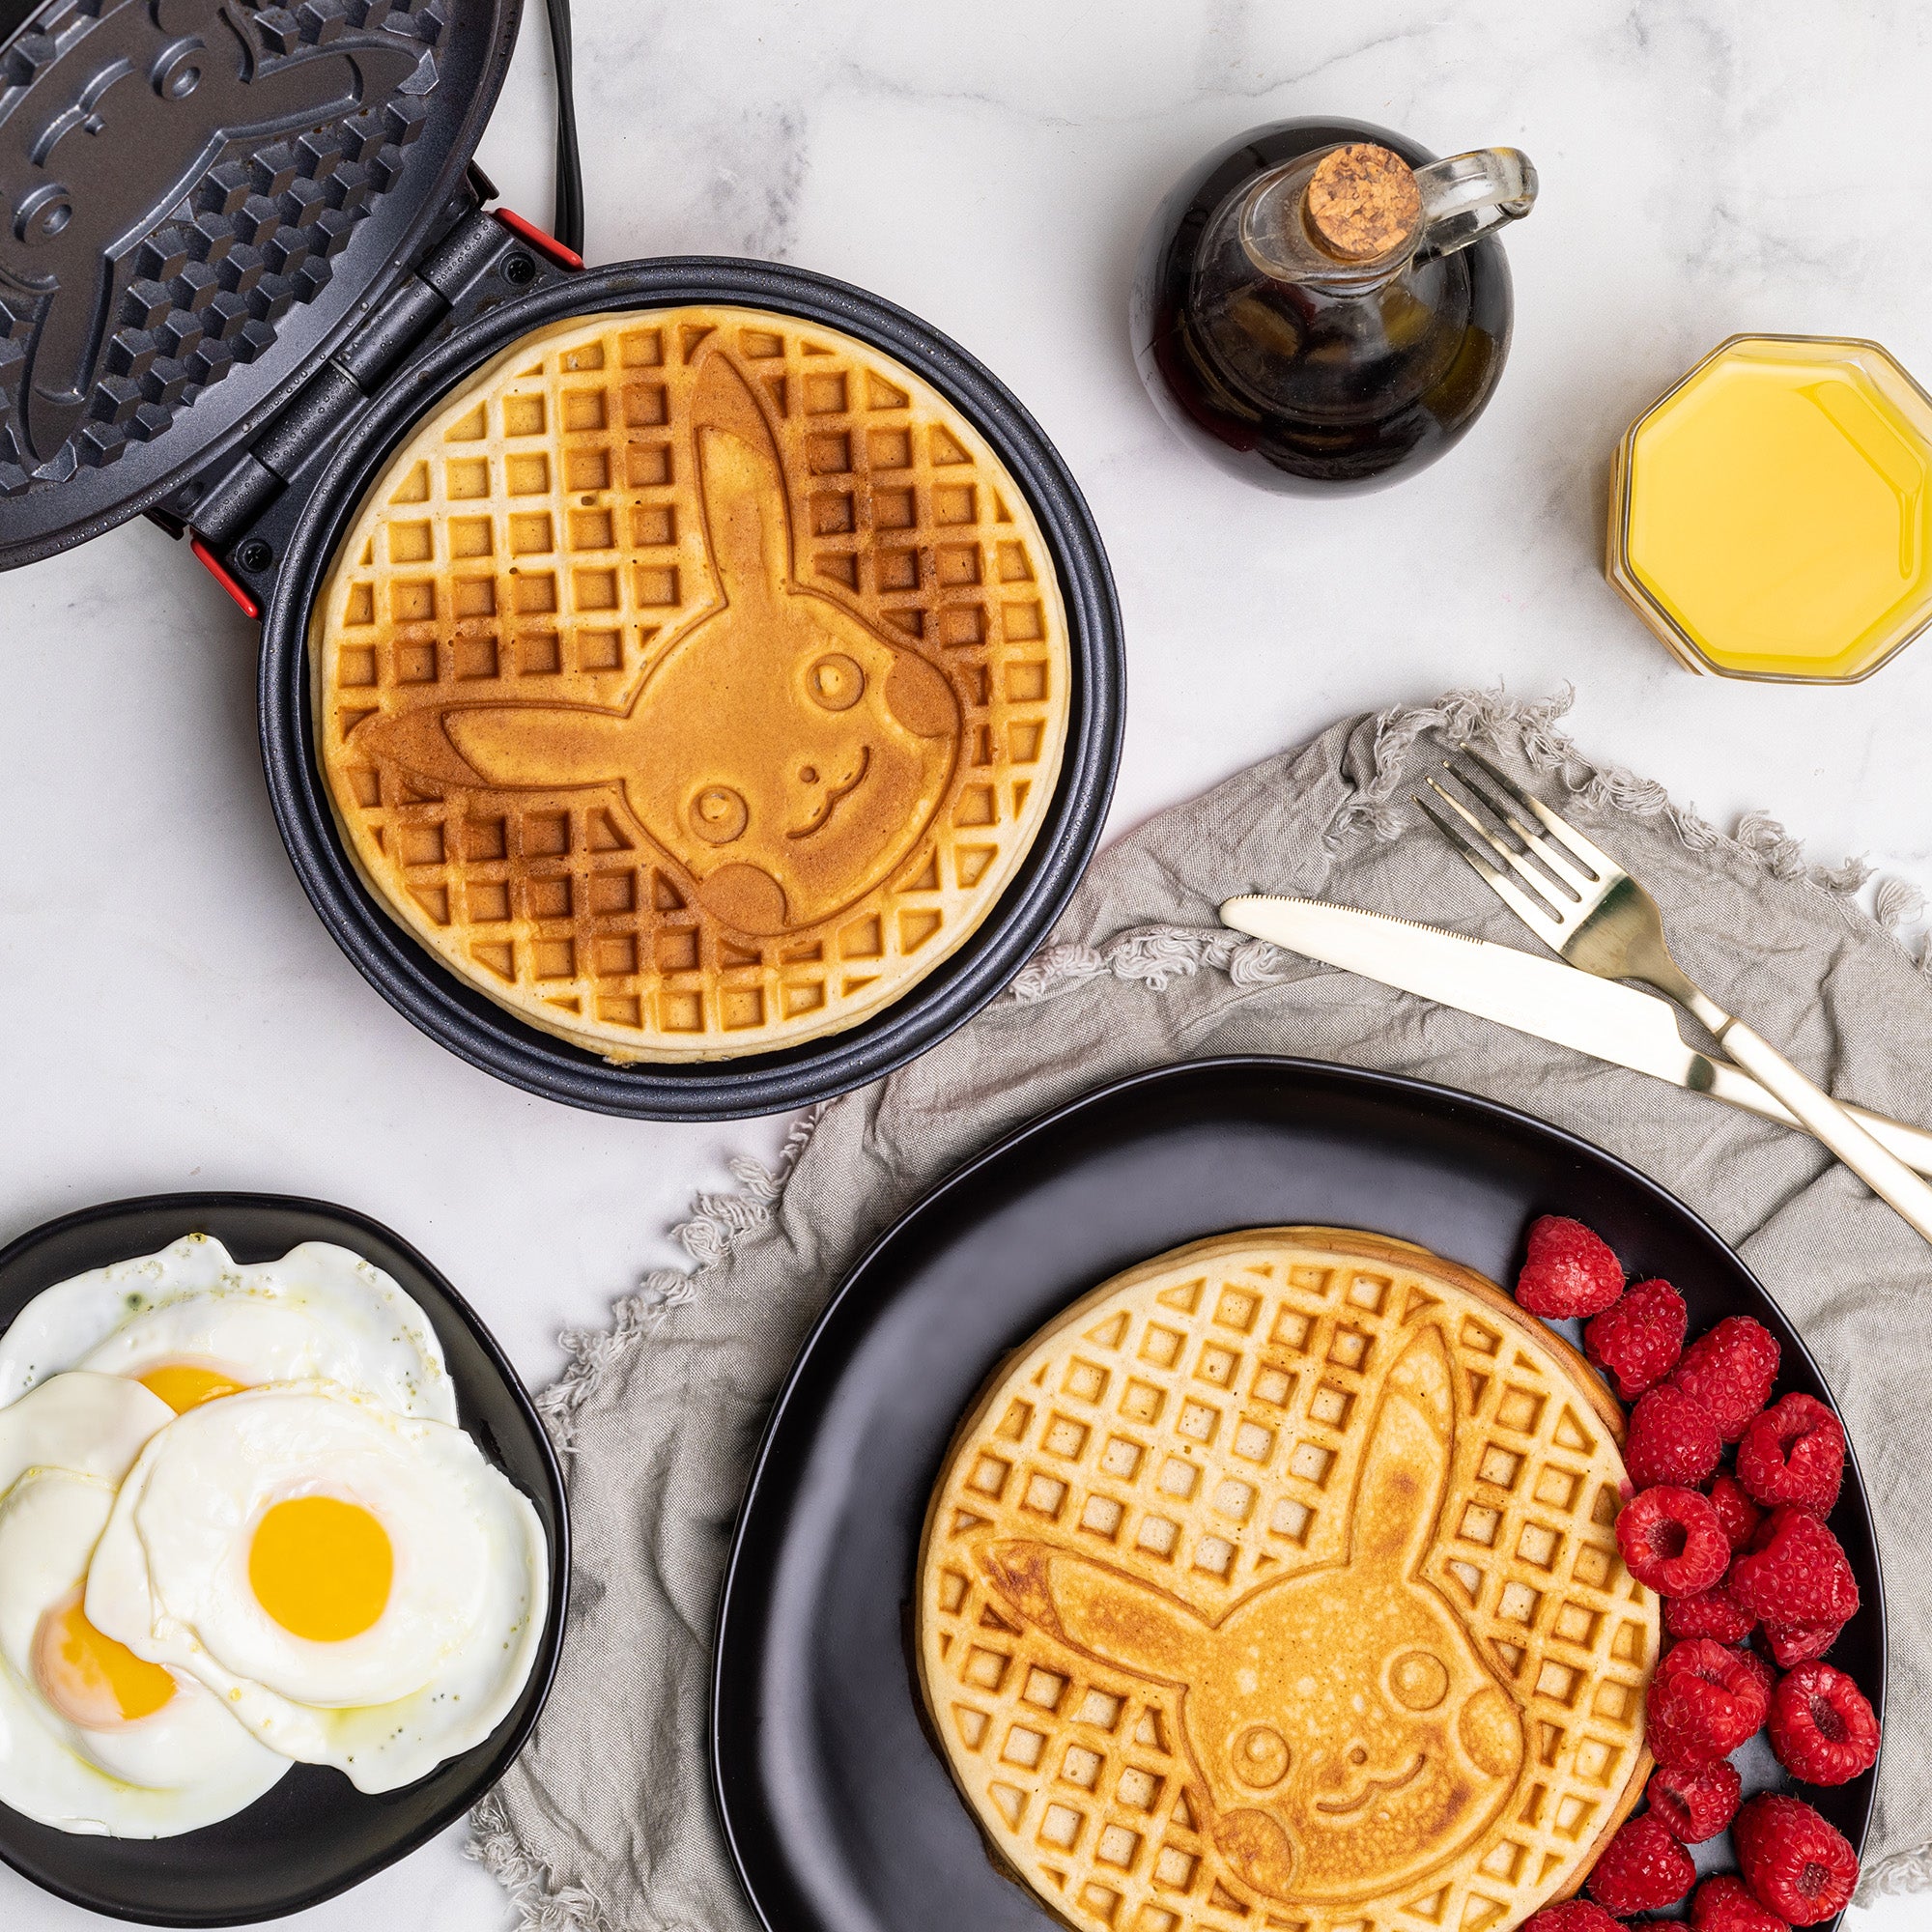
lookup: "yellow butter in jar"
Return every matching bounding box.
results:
[1607,334,1932,682]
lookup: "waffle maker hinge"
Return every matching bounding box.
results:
[155,172,582,621]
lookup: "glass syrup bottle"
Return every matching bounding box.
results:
[1131,119,1537,493]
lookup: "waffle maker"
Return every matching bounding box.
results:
[0,0,1123,1120]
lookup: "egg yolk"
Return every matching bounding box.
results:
[34,1592,176,1728]
[249,1496,392,1642]
[138,1363,246,1412]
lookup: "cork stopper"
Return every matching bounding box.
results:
[1303,143,1422,263]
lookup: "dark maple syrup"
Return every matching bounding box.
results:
[1131,118,1525,494]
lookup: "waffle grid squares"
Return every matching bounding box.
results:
[314,307,1071,1060]
[920,1234,1656,1932]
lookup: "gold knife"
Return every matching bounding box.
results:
[1220,894,1932,1178]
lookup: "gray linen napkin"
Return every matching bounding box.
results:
[472,690,1932,1928]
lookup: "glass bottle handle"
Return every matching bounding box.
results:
[1411,149,1538,262]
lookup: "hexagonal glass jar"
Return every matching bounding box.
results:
[1608,334,1932,682]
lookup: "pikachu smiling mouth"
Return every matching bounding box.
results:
[786,747,871,842]
[1312,1752,1426,1817]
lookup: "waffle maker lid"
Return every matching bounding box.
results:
[0,0,525,569]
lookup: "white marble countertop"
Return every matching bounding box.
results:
[3,1,1929,1925]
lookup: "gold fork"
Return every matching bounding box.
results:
[1418,745,1932,1245]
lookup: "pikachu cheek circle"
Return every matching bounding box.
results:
[1457,1683,1525,1778]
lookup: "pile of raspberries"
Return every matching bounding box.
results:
[1514,1215,1876,1932]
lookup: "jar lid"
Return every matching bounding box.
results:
[0,0,521,569]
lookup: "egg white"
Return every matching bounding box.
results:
[0,1377,288,1836]
[0,1235,455,1421]
[89,1383,548,1794]
[0,1369,173,1490]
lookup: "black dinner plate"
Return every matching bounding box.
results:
[0,1193,569,1926]
[712,1057,1884,1932]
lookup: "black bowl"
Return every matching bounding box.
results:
[257,258,1124,1121]
[0,1193,568,1926]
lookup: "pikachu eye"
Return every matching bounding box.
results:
[1232,1723,1289,1789]
[689,784,749,844]
[806,653,866,711]
[1388,1650,1449,1712]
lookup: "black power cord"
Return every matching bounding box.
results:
[544,0,585,255]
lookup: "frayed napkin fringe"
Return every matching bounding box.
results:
[1339,687,1913,937]
[464,1114,831,1929]
[532,1106,828,1459]
[1016,684,1929,1012]
[469,687,1931,1922]
[1867,1842,1932,1894]
[468,1791,612,1930]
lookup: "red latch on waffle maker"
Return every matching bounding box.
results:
[189,537,262,622]
[494,208,584,271]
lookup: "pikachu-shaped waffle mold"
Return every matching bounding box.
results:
[313,307,1071,1062]
[918,1230,1658,1932]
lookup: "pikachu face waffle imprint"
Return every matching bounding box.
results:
[312,307,1072,1061]
[917,1230,1658,1932]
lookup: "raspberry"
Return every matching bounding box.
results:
[1763,1620,1846,1668]
[1712,1471,1766,1551]
[1521,1904,1624,1932]
[1586,1811,1697,1914]
[1616,1485,1729,1596]
[1647,1754,1742,1841]
[1734,1794,1860,1923]
[1737,1393,1846,1515]
[1645,1635,1773,1767]
[1585,1276,1687,1398]
[1732,1642,1777,1705]
[1691,1873,1792,1932]
[1516,1214,1624,1318]
[1671,1316,1780,1441]
[1769,1662,1880,1785]
[1731,1508,1861,1629]
[1625,1383,1722,1490]
[1665,1577,1756,1644]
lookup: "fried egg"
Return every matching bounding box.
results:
[0,1235,455,1422]
[87,1382,547,1794]
[0,1374,288,1835]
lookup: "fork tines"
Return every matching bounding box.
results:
[1413,746,1619,936]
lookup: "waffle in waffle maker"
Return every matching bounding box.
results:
[0,0,1123,1119]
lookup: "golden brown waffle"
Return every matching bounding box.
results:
[917,1229,1655,1932]
[311,307,1071,1061]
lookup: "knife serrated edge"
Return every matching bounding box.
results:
[1230,896,1494,950]
[1220,895,1932,1178]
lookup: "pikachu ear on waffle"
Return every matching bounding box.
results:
[312,306,1071,1063]
[918,1229,1656,1932]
